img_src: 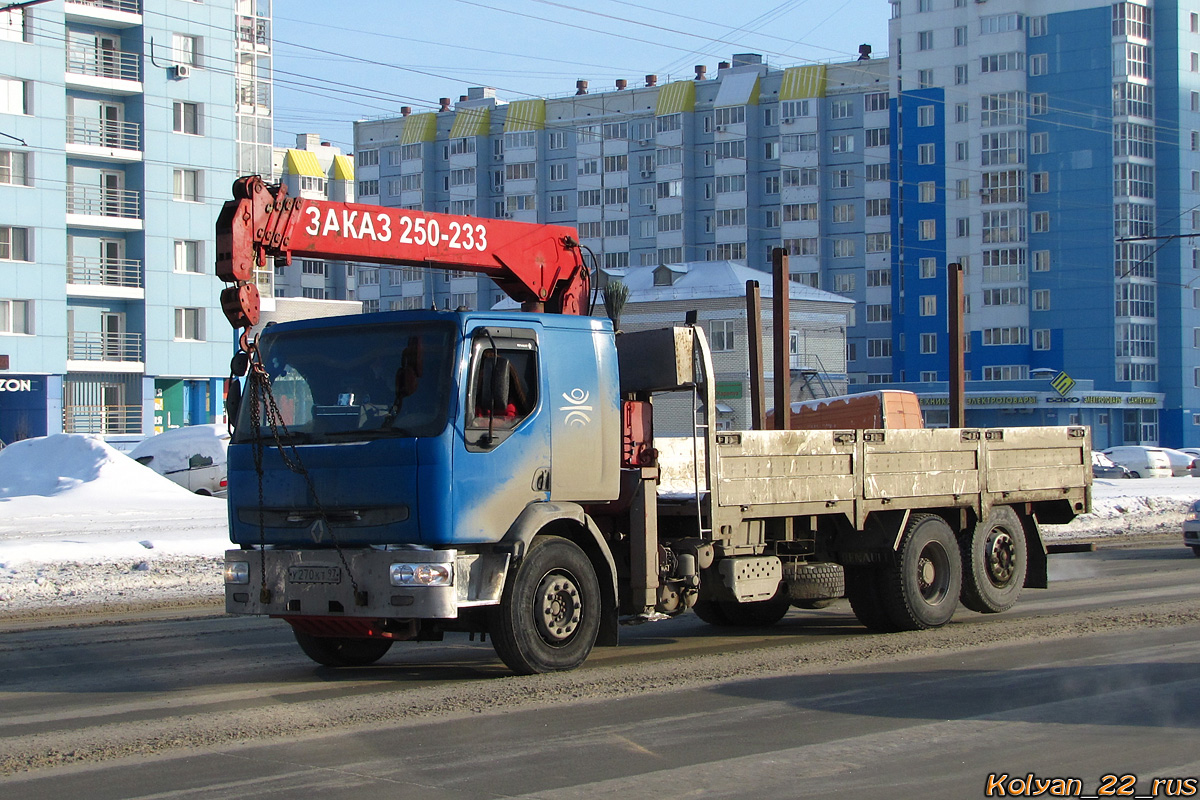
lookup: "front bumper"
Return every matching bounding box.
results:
[224,548,509,619]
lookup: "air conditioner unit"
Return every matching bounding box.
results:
[638,138,651,145]
[648,204,656,212]
[172,64,191,79]
[715,125,727,133]
[640,170,653,178]
[782,117,795,124]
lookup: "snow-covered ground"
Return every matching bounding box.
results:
[0,434,1196,615]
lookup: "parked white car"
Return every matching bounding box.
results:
[1159,448,1199,477]
[1101,446,1173,478]
[129,424,230,496]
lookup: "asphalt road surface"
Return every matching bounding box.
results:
[2,540,1199,799]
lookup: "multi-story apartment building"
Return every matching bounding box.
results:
[353,55,888,376]
[0,0,243,443]
[890,0,1189,446]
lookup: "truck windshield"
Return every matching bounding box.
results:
[233,321,455,444]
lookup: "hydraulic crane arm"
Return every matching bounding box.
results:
[215,176,589,330]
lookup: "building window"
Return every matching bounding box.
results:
[1034,329,1051,351]
[921,333,937,354]
[919,181,936,202]
[1033,250,1050,272]
[866,233,891,253]
[174,307,204,341]
[866,163,888,182]
[919,219,936,241]
[0,77,28,115]
[867,338,891,358]
[864,92,888,113]
[833,239,856,258]
[547,130,567,150]
[358,180,378,196]
[981,327,1028,346]
[710,320,735,351]
[1030,94,1048,116]
[918,30,934,50]
[920,257,937,278]
[867,268,891,287]
[1030,132,1049,155]
[918,143,936,164]
[954,64,968,85]
[1032,212,1050,233]
[0,225,29,261]
[0,149,29,186]
[173,169,200,202]
[1033,290,1051,311]
[356,149,379,167]
[867,304,892,323]
[955,25,967,46]
[0,298,32,334]
[174,240,200,273]
[548,194,567,213]
[917,105,935,127]
[920,295,937,316]
[917,69,934,89]
[1029,15,1047,37]
[1029,54,1048,76]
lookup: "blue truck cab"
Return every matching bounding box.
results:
[224,309,623,671]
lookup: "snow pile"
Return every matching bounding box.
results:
[0,435,228,612]
[1042,476,1200,540]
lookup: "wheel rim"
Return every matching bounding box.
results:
[535,570,583,645]
[917,541,951,604]
[985,527,1017,587]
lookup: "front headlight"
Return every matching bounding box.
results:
[389,562,453,587]
[1187,512,1199,522]
[224,561,250,585]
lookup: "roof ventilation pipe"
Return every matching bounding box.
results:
[645,74,657,87]
[694,64,707,80]
[576,79,589,95]
[438,97,451,111]
[616,79,627,90]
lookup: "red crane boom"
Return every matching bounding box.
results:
[215,176,589,330]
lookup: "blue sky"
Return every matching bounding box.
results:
[270,0,892,151]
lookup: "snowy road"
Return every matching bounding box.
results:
[1,541,1198,795]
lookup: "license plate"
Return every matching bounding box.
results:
[288,565,342,584]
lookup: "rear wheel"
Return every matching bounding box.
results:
[489,535,601,675]
[960,506,1027,614]
[1130,471,1142,478]
[293,631,393,667]
[881,514,962,630]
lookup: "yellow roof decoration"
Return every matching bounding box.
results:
[504,99,546,132]
[284,149,323,178]
[331,154,354,181]
[779,65,827,100]
[400,112,437,145]
[655,80,696,116]
[449,106,491,139]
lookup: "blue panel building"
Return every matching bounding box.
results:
[0,0,245,445]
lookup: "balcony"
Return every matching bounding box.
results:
[64,0,141,29]
[66,256,144,300]
[66,185,142,231]
[66,115,141,162]
[66,46,142,94]
[63,404,142,435]
[67,331,143,365]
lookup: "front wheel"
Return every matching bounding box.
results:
[293,631,393,667]
[881,514,962,631]
[960,506,1027,614]
[489,535,601,675]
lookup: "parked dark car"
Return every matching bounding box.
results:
[1184,499,1200,557]
[1091,451,1132,479]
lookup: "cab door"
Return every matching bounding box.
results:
[450,325,549,543]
